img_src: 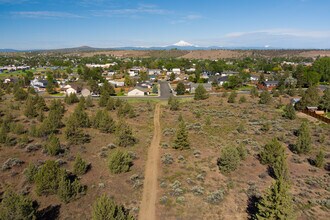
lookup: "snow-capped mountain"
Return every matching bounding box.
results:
[173,40,196,47]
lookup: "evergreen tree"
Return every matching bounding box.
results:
[99,93,109,107]
[176,82,186,95]
[106,97,115,110]
[72,105,90,128]
[116,121,137,147]
[65,114,89,144]
[34,160,65,195]
[256,178,295,220]
[0,189,36,220]
[314,150,325,168]
[293,122,311,154]
[14,87,28,101]
[319,88,330,112]
[250,87,259,98]
[45,134,61,156]
[93,110,116,133]
[295,86,320,110]
[227,91,237,103]
[73,155,89,175]
[24,96,37,118]
[217,146,241,174]
[259,91,272,104]
[35,95,48,111]
[173,120,189,150]
[85,96,94,108]
[283,104,296,120]
[194,84,209,100]
[168,96,179,111]
[108,150,133,174]
[92,194,134,220]
[57,173,74,204]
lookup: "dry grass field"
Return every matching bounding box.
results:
[157,95,330,220]
[0,97,154,219]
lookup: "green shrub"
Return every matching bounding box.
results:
[64,93,79,105]
[93,110,116,133]
[227,91,237,103]
[173,120,190,150]
[0,189,36,220]
[217,146,241,174]
[34,160,65,195]
[283,104,296,120]
[73,155,89,175]
[292,121,311,154]
[168,96,179,111]
[314,150,325,168]
[239,96,247,104]
[108,150,133,174]
[194,84,209,100]
[24,163,38,183]
[45,134,61,156]
[259,91,272,104]
[116,121,137,147]
[92,194,134,220]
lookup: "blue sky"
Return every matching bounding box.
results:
[0,0,330,49]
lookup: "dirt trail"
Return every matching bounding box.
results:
[138,104,161,220]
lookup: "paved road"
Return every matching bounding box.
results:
[158,80,173,99]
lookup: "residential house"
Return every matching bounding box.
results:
[66,87,77,95]
[263,81,279,89]
[30,78,48,92]
[218,76,229,86]
[189,83,212,94]
[221,71,239,76]
[250,75,259,82]
[128,67,142,77]
[109,80,125,87]
[148,69,161,75]
[127,86,149,97]
[186,68,196,72]
[172,68,181,75]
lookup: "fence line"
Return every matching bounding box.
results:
[301,110,330,124]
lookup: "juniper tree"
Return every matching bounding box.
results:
[295,86,320,110]
[116,121,137,147]
[34,160,66,196]
[319,88,330,112]
[106,97,115,110]
[259,91,272,104]
[73,155,89,175]
[217,146,241,174]
[108,150,133,174]
[256,178,295,220]
[294,121,311,154]
[0,189,36,220]
[227,91,237,103]
[93,110,116,133]
[65,114,89,145]
[168,96,179,111]
[35,95,48,111]
[283,104,296,120]
[176,82,186,95]
[173,120,190,150]
[314,150,325,168]
[45,134,61,156]
[24,96,37,118]
[72,105,90,128]
[85,95,94,108]
[194,84,209,100]
[92,194,134,220]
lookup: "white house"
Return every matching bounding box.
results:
[109,80,125,87]
[66,88,77,95]
[128,87,147,97]
[186,68,196,72]
[148,69,161,75]
[172,68,181,75]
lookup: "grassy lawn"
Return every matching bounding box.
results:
[237,85,254,91]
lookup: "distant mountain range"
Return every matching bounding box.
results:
[0,41,327,53]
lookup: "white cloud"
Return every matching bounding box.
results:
[225,29,330,38]
[11,11,83,19]
[92,5,171,17]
